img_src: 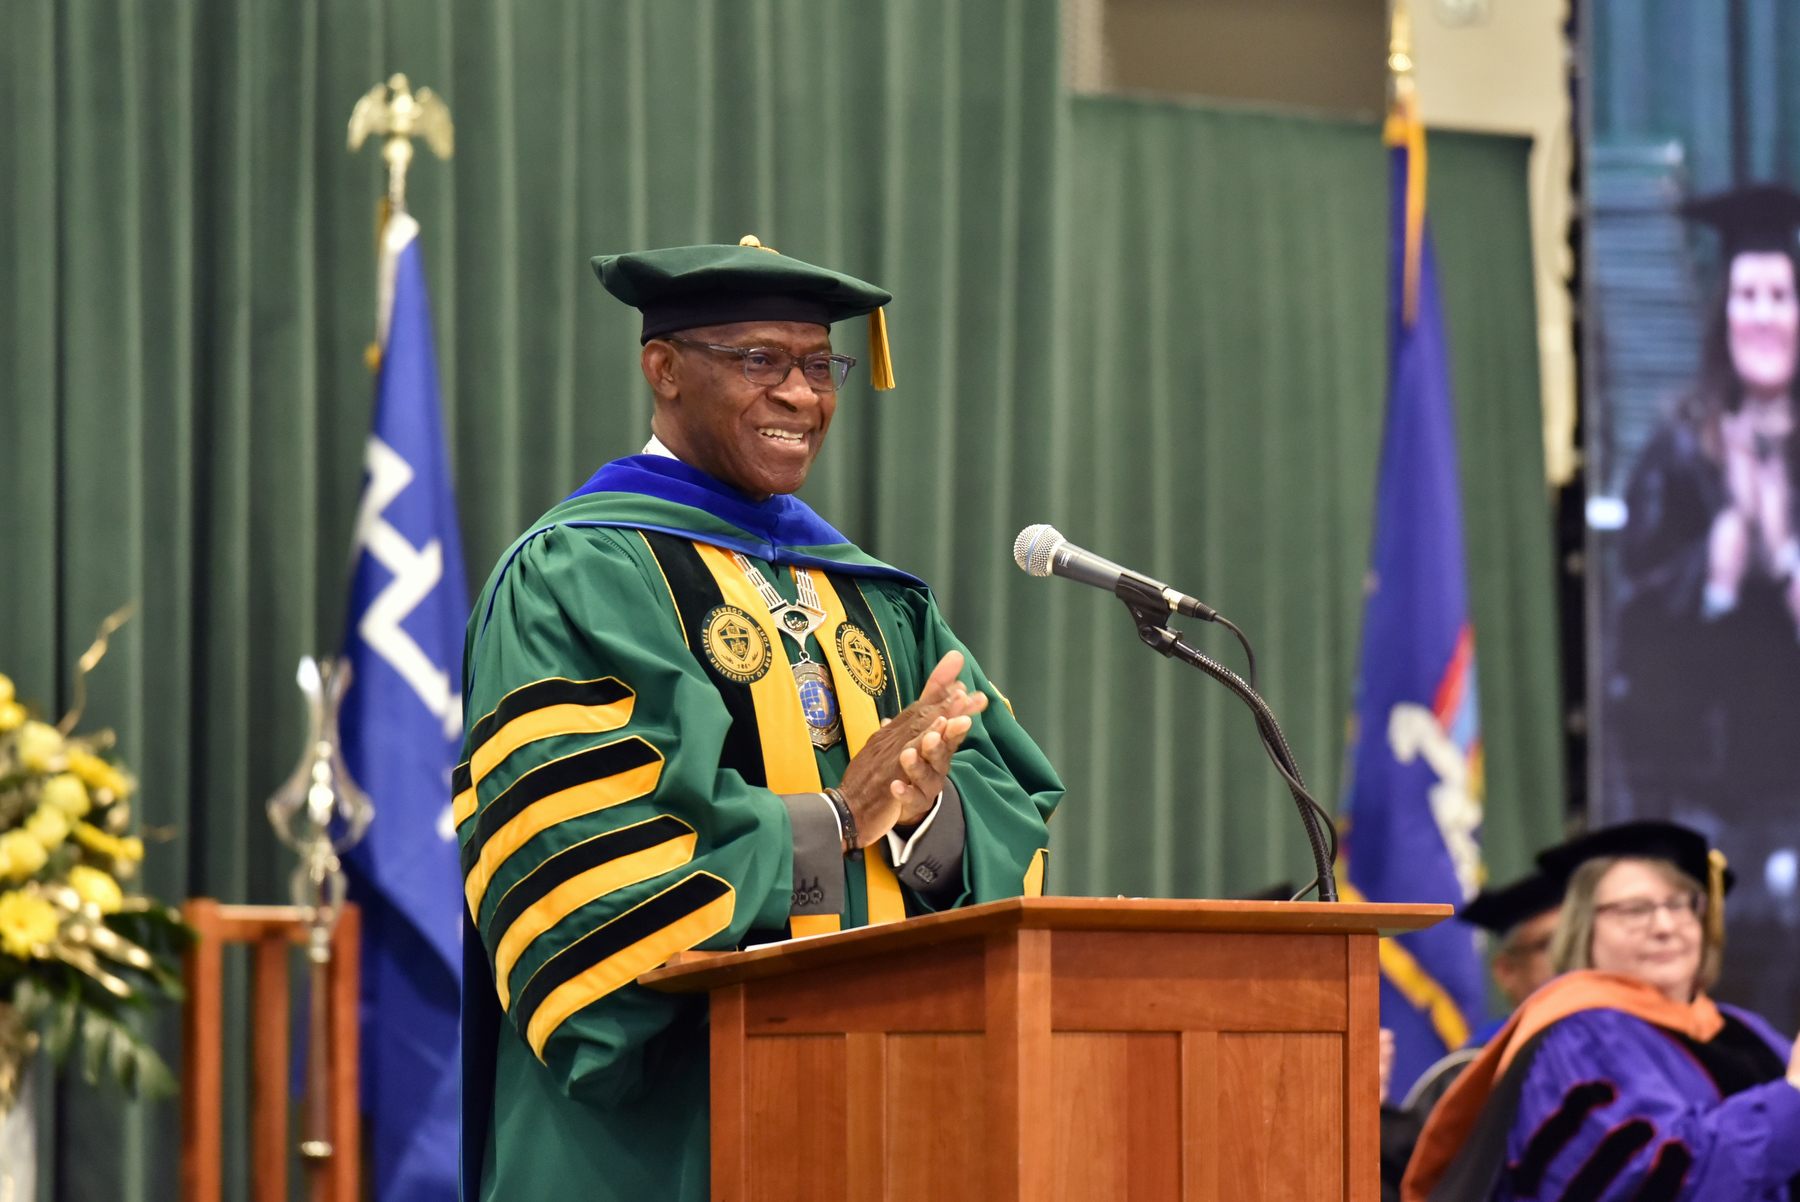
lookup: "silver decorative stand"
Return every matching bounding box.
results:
[266,658,373,1177]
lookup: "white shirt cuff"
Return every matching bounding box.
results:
[884,792,943,867]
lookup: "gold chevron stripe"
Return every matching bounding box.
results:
[525,879,735,1058]
[494,827,697,1011]
[463,753,664,918]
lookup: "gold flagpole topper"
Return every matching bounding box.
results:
[347,73,454,213]
[349,74,453,372]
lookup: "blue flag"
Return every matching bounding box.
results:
[340,210,466,1201]
[1341,106,1489,1101]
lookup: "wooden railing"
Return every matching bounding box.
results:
[181,900,360,1202]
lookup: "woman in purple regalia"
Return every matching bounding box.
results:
[1405,822,1800,1202]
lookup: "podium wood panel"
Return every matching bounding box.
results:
[1050,1032,1180,1202]
[886,1034,983,1201]
[643,897,1447,1202]
[1219,1032,1343,1201]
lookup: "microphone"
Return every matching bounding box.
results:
[1009,523,1336,901]
[1012,524,1217,621]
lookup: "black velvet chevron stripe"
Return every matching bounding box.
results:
[832,573,903,720]
[460,737,662,876]
[1628,1141,1692,1202]
[1510,1080,1617,1196]
[485,814,695,949]
[513,872,732,1029]
[1561,1120,1654,1202]
[452,761,472,796]
[639,531,768,786]
[468,676,634,754]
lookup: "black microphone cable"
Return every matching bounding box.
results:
[1208,612,1258,693]
[1160,630,1339,901]
[1109,573,1339,902]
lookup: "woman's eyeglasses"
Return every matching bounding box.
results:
[1594,893,1704,930]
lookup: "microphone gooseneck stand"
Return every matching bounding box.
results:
[1114,576,1340,903]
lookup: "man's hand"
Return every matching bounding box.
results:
[835,651,988,847]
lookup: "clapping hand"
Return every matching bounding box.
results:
[835,651,988,847]
[1710,404,1800,625]
[1708,414,1763,607]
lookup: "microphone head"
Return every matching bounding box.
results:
[1013,524,1065,577]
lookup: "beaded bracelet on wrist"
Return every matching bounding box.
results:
[823,787,858,854]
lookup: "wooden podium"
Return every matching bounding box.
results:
[641,896,1447,1202]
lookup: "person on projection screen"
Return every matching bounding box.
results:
[454,236,1063,1201]
[1615,185,1800,817]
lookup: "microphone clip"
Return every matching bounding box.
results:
[1116,576,1182,657]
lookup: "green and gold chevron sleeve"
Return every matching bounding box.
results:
[859,583,1064,909]
[460,524,795,1101]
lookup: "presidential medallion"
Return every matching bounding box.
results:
[835,622,887,697]
[791,659,843,750]
[701,605,771,683]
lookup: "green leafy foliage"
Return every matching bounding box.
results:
[14,967,179,1100]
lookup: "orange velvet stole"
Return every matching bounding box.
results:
[1401,970,1723,1202]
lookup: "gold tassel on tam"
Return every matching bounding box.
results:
[1706,849,1728,951]
[867,308,895,390]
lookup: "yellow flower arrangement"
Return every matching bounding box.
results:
[0,832,47,881]
[14,722,63,774]
[0,616,191,1109]
[39,774,90,819]
[65,749,133,801]
[23,806,69,852]
[0,892,58,959]
[72,823,144,864]
[0,676,22,733]
[66,866,123,915]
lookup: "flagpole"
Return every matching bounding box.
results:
[334,75,465,1202]
[1346,4,1493,1094]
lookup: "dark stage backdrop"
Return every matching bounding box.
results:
[0,1,1560,1197]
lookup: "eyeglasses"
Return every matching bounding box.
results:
[668,338,857,393]
[1594,894,1704,930]
[1500,933,1554,960]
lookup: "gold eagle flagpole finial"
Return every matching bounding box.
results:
[1385,0,1427,326]
[350,74,453,372]
[348,73,454,214]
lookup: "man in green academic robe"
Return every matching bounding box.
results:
[458,238,1063,1200]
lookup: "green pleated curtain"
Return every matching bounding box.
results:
[0,1,1561,1198]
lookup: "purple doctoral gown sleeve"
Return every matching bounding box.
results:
[1497,1008,1800,1202]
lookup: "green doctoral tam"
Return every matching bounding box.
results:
[592,235,895,388]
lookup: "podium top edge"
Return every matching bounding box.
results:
[638,896,1450,993]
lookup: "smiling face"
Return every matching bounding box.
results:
[642,320,835,500]
[1726,251,1800,398]
[1588,859,1704,1004]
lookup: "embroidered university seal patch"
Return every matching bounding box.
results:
[701,605,771,683]
[835,622,887,696]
